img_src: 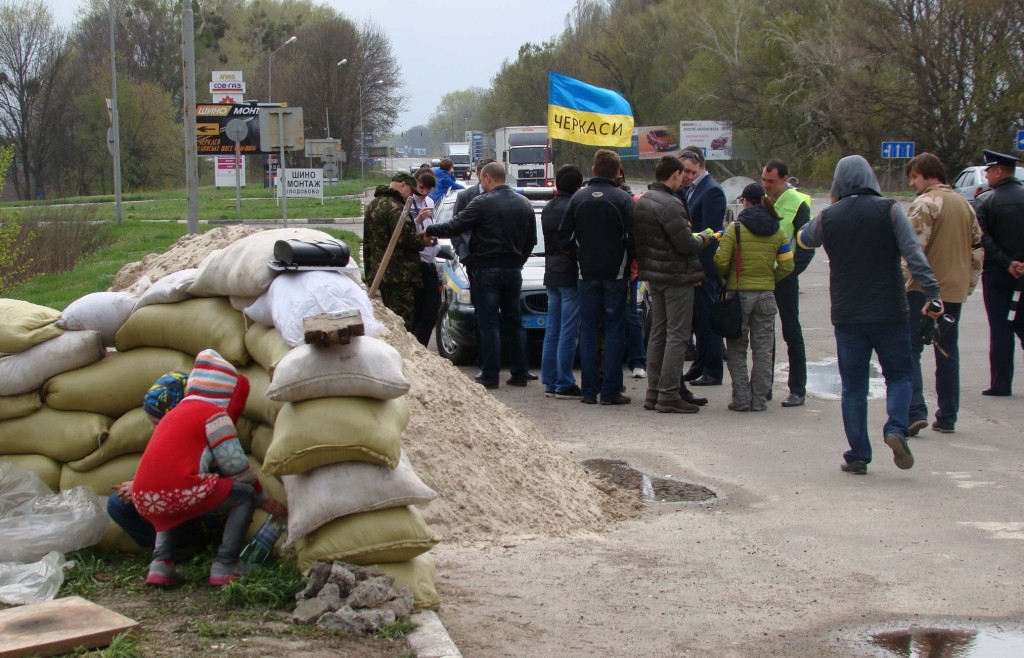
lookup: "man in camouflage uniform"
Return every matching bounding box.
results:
[362,172,427,331]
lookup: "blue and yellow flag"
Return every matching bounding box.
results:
[547,71,633,148]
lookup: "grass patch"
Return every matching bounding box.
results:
[219,558,305,609]
[64,631,143,658]
[373,618,417,640]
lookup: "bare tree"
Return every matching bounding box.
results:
[0,0,71,199]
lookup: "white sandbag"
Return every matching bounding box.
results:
[228,295,259,312]
[243,270,383,347]
[283,450,437,544]
[267,336,409,402]
[57,292,137,347]
[132,268,197,311]
[187,228,337,298]
[0,299,63,354]
[0,330,105,397]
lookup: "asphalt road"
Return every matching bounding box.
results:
[417,198,1024,656]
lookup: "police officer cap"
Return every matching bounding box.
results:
[391,171,419,189]
[982,149,1021,169]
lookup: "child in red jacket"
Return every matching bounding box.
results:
[133,349,287,586]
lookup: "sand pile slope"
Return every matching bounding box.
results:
[109,227,641,546]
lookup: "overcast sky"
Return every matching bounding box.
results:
[46,0,580,133]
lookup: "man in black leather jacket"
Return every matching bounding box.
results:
[426,162,536,389]
[975,149,1024,396]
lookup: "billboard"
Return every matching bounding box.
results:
[617,125,679,161]
[678,121,733,160]
[196,104,263,155]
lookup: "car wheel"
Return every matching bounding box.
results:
[435,299,475,365]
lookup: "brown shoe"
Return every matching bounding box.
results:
[644,393,658,410]
[655,398,699,414]
[600,393,631,405]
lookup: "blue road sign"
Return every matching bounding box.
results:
[881,141,915,159]
[1017,130,1024,151]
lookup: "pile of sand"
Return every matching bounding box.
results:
[110,227,641,546]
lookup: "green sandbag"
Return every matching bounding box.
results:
[0,298,63,353]
[115,297,250,366]
[59,453,140,496]
[244,455,287,540]
[43,347,194,418]
[236,415,256,453]
[263,396,408,476]
[96,522,147,553]
[0,454,62,491]
[244,322,292,374]
[66,408,153,472]
[0,393,42,421]
[295,506,437,572]
[375,553,441,610]
[250,423,274,463]
[238,363,282,426]
[0,408,112,462]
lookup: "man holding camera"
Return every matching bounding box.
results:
[904,153,981,435]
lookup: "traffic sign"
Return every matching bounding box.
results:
[1016,130,1024,151]
[881,141,915,159]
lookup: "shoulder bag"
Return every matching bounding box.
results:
[709,221,743,339]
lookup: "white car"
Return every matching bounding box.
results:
[952,164,1024,202]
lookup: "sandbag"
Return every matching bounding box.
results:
[0,455,61,492]
[115,297,249,366]
[228,295,259,312]
[0,330,105,397]
[238,363,283,426]
[235,415,256,453]
[243,270,383,347]
[267,337,410,402]
[375,553,440,610]
[131,268,196,311]
[244,322,292,374]
[59,453,140,496]
[0,393,42,421]
[283,450,437,544]
[66,408,153,473]
[263,396,408,476]
[57,292,136,347]
[0,409,111,463]
[249,423,274,463]
[0,299,63,354]
[295,506,437,571]
[188,228,337,298]
[43,347,194,418]
[96,520,146,554]
[245,454,287,541]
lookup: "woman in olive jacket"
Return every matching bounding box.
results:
[713,183,794,411]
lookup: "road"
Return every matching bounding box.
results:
[417,197,1024,656]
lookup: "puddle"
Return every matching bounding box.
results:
[793,358,885,400]
[871,627,1024,657]
[580,458,717,503]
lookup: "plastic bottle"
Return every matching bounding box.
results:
[239,515,286,570]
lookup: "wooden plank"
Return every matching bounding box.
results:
[0,596,138,658]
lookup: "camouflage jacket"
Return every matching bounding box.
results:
[362,185,424,289]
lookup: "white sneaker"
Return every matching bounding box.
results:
[631,367,647,379]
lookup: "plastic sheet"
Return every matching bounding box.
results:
[0,463,109,563]
[0,551,65,605]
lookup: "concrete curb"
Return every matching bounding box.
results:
[141,217,364,226]
[407,611,462,658]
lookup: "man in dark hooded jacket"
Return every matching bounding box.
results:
[799,155,943,475]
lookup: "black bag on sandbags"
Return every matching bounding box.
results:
[273,239,350,268]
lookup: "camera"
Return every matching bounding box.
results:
[920,300,954,346]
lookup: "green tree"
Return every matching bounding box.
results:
[0,144,33,294]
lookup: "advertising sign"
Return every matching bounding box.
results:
[196,104,264,155]
[277,168,323,201]
[678,120,733,160]
[215,156,245,188]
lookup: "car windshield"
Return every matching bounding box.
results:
[509,146,547,164]
[652,130,668,138]
[436,191,546,257]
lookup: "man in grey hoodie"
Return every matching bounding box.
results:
[798,155,944,475]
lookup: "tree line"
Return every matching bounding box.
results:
[0,0,404,199]
[426,0,1024,186]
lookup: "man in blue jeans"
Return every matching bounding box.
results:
[557,149,635,405]
[426,162,536,388]
[799,155,943,475]
[541,164,584,398]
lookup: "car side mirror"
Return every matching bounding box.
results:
[436,244,455,260]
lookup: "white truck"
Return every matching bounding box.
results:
[442,142,472,180]
[493,126,553,187]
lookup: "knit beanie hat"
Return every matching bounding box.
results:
[142,371,189,423]
[185,349,238,409]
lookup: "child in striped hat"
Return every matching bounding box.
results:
[133,349,287,587]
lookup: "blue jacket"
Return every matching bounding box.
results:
[429,168,465,203]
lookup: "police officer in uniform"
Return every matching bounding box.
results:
[976,149,1024,396]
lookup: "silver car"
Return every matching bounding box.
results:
[952,165,1024,201]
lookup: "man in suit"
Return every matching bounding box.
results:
[678,147,726,387]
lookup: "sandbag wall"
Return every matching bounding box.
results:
[0,229,441,608]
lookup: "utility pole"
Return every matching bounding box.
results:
[182,5,199,234]
[108,0,122,224]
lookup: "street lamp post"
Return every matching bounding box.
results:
[267,35,296,103]
[358,78,384,181]
[326,58,347,138]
